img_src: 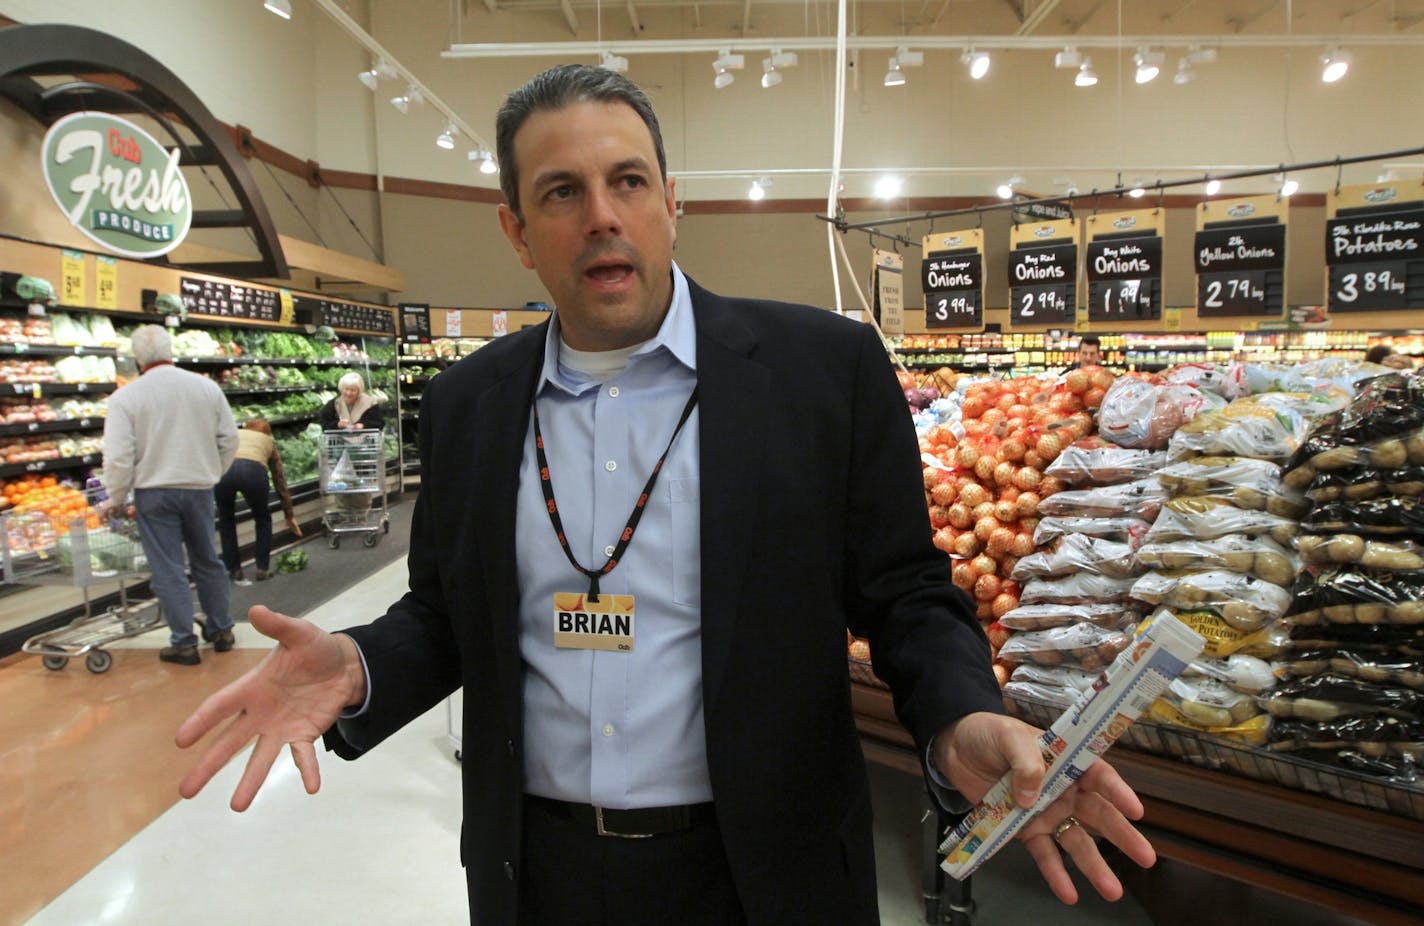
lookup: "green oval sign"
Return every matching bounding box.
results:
[42,111,193,259]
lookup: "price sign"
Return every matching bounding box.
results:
[95,256,117,310]
[1011,283,1072,326]
[924,289,982,328]
[61,250,85,305]
[1085,233,1162,323]
[400,303,431,343]
[1197,269,1272,316]
[1328,261,1420,312]
[1089,278,1157,321]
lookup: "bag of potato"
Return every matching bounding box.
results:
[1034,478,1167,521]
[1043,436,1167,486]
[1146,677,1271,746]
[1295,534,1424,570]
[1144,497,1297,546]
[995,621,1135,672]
[1018,573,1138,606]
[1303,464,1424,503]
[1182,653,1285,695]
[1131,570,1293,630]
[1301,496,1424,538]
[997,601,1140,632]
[1260,674,1424,722]
[1010,532,1138,581]
[1134,535,1298,586]
[1282,647,1424,690]
[1155,456,1309,518]
[1033,515,1152,548]
[1267,715,1424,753]
[1285,567,1424,626]
[1167,393,1324,463]
[1173,609,1290,660]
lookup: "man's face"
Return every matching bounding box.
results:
[1078,342,1102,366]
[497,100,678,352]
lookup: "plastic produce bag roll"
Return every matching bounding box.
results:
[939,610,1204,880]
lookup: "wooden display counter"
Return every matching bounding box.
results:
[851,682,1424,926]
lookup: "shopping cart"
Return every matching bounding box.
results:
[318,427,390,548]
[3,487,162,674]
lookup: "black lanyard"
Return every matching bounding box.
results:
[532,386,699,602]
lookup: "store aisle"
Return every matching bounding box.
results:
[10,540,1156,926]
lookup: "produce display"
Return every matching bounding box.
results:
[853,350,1424,811]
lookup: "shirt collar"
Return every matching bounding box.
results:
[537,261,697,395]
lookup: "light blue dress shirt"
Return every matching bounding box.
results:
[517,264,708,808]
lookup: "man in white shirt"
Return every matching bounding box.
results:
[102,325,239,664]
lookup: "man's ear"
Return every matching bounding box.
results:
[665,175,678,248]
[498,204,537,270]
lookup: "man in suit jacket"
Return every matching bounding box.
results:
[177,65,1154,925]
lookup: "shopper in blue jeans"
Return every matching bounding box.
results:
[101,325,240,665]
[215,417,302,584]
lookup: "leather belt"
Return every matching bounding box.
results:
[526,794,716,839]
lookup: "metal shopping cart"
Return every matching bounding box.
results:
[4,486,162,674]
[319,427,390,548]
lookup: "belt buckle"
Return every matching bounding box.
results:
[594,805,653,839]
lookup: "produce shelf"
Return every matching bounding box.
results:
[0,452,101,479]
[0,417,104,438]
[0,343,118,358]
[2,382,115,397]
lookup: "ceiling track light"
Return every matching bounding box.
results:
[1278,173,1299,197]
[1054,47,1082,69]
[883,57,906,87]
[712,48,744,88]
[1205,177,1222,196]
[874,176,902,200]
[1074,57,1098,87]
[1134,48,1164,84]
[1173,58,1196,84]
[761,58,782,88]
[391,85,424,114]
[1128,179,1147,198]
[263,0,292,19]
[469,148,498,175]
[1187,46,1218,65]
[358,59,398,91]
[1321,47,1352,83]
[599,51,629,73]
[961,48,990,80]
[435,122,456,150]
[748,177,771,201]
[996,176,1022,200]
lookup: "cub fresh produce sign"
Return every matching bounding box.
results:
[41,112,192,259]
[920,229,985,331]
[1084,209,1163,326]
[1324,179,1424,314]
[1193,195,1287,319]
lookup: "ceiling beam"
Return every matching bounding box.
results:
[740,0,753,36]
[1017,0,1061,34]
[626,0,642,34]
[559,0,579,33]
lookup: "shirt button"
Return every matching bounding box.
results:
[602,723,615,737]
[507,739,516,757]
[604,460,617,472]
[504,861,516,880]
[608,386,620,397]
[603,544,616,557]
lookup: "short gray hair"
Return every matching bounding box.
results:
[338,372,366,393]
[130,325,173,368]
[496,64,667,222]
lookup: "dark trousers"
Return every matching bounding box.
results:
[518,797,747,926]
[214,459,272,571]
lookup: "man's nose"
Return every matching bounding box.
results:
[584,185,622,237]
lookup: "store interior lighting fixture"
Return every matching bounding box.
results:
[390,85,424,114]
[1054,47,1081,69]
[1134,48,1165,84]
[1322,47,1352,83]
[961,48,990,80]
[469,148,499,175]
[760,50,797,89]
[747,177,770,200]
[874,176,903,200]
[713,49,744,89]
[357,58,398,91]
[996,176,1022,199]
[263,0,292,19]
[1278,173,1299,197]
[1205,177,1222,195]
[435,122,456,150]
[1074,57,1099,87]
[884,47,921,87]
[599,51,629,73]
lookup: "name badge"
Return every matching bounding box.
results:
[553,592,635,652]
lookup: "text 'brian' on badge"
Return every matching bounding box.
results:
[552,592,635,652]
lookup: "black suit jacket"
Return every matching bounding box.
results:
[325,277,1003,925]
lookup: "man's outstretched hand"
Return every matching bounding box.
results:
[176,605,368,811]
[935,712,1156,905]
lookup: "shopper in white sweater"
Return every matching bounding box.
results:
[102,325,240,664]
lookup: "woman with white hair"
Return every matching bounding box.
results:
[318,371,385,431]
